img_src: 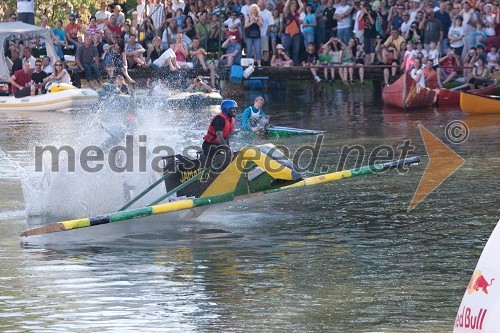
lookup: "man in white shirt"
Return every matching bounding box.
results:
[22,47,36,68]
[95,1,112,31]
[400,12,411,36]
[172,0,186,12]
[258,0,273,63]
[333,0,352,45]
[136,0,147,27]
[240,0,252,20]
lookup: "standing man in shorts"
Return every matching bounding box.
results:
[258,0,273,65]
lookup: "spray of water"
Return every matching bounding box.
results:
[20,95,212,219]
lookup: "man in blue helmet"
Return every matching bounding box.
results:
[202,99,238,156]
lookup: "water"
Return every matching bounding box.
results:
[0,84,499,332]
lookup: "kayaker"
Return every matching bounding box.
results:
[241,96,270,132]
[202,99,238,156]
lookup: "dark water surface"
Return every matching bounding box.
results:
[0,84,499,332]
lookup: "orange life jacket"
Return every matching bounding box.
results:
[203,113,233,144]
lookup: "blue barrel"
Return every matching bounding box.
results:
[229,65,243,83]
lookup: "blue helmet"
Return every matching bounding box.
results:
[221,99,238,114]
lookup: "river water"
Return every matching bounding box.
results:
[0,83,499,332]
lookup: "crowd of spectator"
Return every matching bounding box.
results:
[3,0,499,90]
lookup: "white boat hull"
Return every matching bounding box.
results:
[0,88,99,112]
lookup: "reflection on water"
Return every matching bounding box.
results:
[0,86,499,332]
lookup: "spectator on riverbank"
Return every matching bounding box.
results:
[75,35,102,89]
[220,35,242,67]
[437,47,461,87]
[270,43,294,67]
[65,14,83,52]
[125,34,147,68]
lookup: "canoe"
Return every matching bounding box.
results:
[239,125,325,138]
[437,84,497,106]
[0,84,99,112]
[460,92,500,114]
[166,91,222,105]
[266,126,324,137]
[20,143,420,240]
[382,72,437,109]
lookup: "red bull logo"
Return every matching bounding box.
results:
[467,270,495,295]
[455,307,487,330]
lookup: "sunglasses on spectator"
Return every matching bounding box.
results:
[11,16,17,19]
[35,64,42,66]
[55,63,63,66]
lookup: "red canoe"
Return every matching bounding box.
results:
[382,72,437,109]
[437,84,498,106]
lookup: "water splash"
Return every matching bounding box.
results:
[19,96,208,219]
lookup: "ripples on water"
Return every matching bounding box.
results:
[0,87,499,332]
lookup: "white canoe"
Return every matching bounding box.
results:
[166,91,223,105]
[0,88,99,112]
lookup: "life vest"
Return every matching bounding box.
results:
[203,113,233,144]
[250,106,261,119]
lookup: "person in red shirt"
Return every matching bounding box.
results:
[104,14,123,44]
[437,47,461,88]
[9,61,33,98]
[423,59,438,89]
[65,14,83,51]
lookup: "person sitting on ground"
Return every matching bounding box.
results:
[241,96,270,132]
[423,59,438,89]
[30,60,51,95]
[75,35,102,89]
[172,33,193,69]
[114,74,129,95]
[339,38,357,86]
[270,43,293,67]
[152,48,182,70]
[318,44,335,82]
[410,57,425,88]
[9,60,33,98]
[219,35,242,67]
[188,37,216,87]
[437,47,461,88]
[202,99,238,157]
[125,33,147,68]
[65,14,83,52]
[468,58,490,89]
[303,42,321,82]
[104,14,122,44]
[186,75,213,93]
[145,36,164,65]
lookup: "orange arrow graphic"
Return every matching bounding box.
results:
[408,124,465,211]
